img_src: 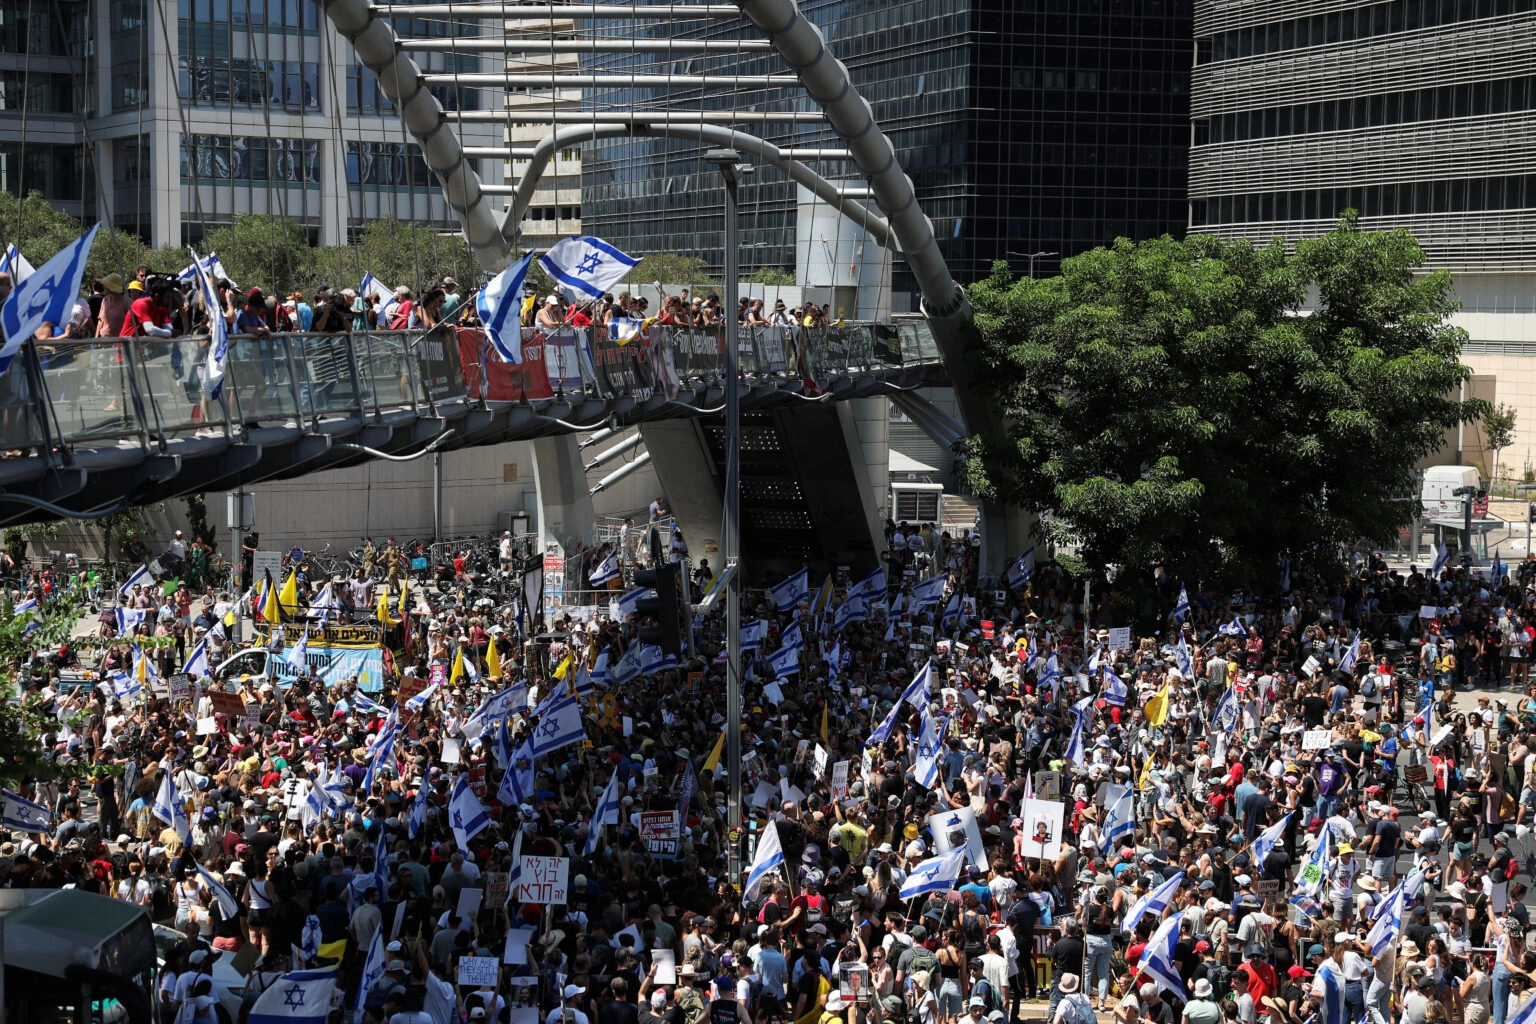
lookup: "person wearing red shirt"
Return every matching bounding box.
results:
[120,279,176,337]
[1236,950,1278,1008]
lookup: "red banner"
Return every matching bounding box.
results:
[458,327,555,402]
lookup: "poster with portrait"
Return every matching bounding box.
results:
[1020,797,1066,861]
[928,806,989,871]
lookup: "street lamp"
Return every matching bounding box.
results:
[1005,249,1060,279]
[703,147,751,885]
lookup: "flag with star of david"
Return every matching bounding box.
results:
[247,968,335,1024]
[528,698,585,757]
[539,235,639,301]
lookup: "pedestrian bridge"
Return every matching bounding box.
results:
[0,319,947,529]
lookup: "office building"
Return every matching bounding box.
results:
[0,0,504,247]
[503,13,582,251]
[581,0,1193,300]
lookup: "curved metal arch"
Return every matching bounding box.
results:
[497,123,894,250]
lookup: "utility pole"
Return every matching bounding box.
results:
[706,147,750,884]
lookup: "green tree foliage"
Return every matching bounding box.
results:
[201,215,315,298]
[0,190,155,285]
[1483,402,1518,484]
[0,590,88,788]
[959,213,1483,589]
[632,254,718,291]
[747,267,796,286]
[309,217,481,298]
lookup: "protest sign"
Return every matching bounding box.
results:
[517,856,569,905]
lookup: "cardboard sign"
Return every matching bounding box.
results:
[928,806,989,870]
[1019,797,1066,860]
[1419,605,1440,621]
[208,690,245,717]
[517,855,569,905]
[168,673,191,700]
[1302,729,1331,750]
[398,676,430,707]
[457,955,500,987]
[469,764,487,800]
[456,887,484,920]
[639,810,681,859]
[485,871,509,907]
[1035,770,1061,800]
[1300,655,1321,677]
[1108,627,1132,652]
[831,760,850,801]
[652,948,678,985]
[1253,879,1281,895]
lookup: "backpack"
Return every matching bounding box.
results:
[1206,963,1232,999]
[830,892,856,926]
[973,978,1002,1014]
[802,894,827,928]
[1361,676,1377,697]
[150,876,176,922]
[1071,994,1096,1024]
[960,910,986,959]
[389,300,414,331]
[906,943,938,980]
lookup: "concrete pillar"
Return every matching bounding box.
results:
[318,19,351,247]
[837,397,889,552]
[638,420,724,561]
[531,435,595,553]
[146,0,180,247]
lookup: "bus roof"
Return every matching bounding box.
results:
[0,889,152,978]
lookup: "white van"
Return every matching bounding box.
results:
[1421,464,1481,519]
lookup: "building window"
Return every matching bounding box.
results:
[112,59,148,111]
[178,57,322,111]
[345,140,432,188]
[181,134,319,184]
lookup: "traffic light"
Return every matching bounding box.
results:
[633,563,684,656]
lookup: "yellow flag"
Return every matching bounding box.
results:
[820,704,830,747]
[1143,681,1170,728]
[262,573,282,624]
[553,652,574,681]
[486,636,501,677]
[376,588,395,627]
[278,570,298,617]
[1138,754,1156,792]
[812,576,833,617]
[701,728,726,773]
[136,650,147,684]
[451,647,464,684]
[398,583,409,617]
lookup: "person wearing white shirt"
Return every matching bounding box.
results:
[545,985,591,1024]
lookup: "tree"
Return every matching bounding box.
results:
[631,254,718,292]
[1483,402,1518,485]
[201,215,315,299]
[0,190,150,285]
[958,213,1483,593]
[87,504,163,567]
[0,590,89,788]
[310,217,480,299]
[748,267,796,286]
[3,522,58,565]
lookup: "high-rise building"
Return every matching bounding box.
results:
[502,13,582,251]
[580,0,1193,302]
[0,0,504,247]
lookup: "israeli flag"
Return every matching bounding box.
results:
[590,648,612,686]
[1121,870,1184,934]
[183,638,212,679]
[589,552,621,586]
[585,768,621,856]
[1100,666,1128,706]
[779,622,804,654]
[639,644,677,674]
[1135,910,1188,1001]
[1063,695,1092,764]
[539,234,639,301]
[0,243,36,284]
[405,680,440,714]
[824,639,843,673]
[119,563,154,599]
[302,769,329,829]
[940,591,962,629]
[528,698,585,757]
[530,689,575,721]
[864,698,905,748]
[359,272,393,306]
[1401,865,1428,906]
[1338,633,1361,674]
[110,670,143,704]
[497,742,536,806]
[911,575,947,610]
[1100,784,1135,850]
[1431,539,1450,576]
[741,619,766,651]
[355,927,387,1018]
[352,692,388,718]
[321,762,348,811]
[1006,547,1035,589]
[1366,881,1404,955]
[1173,585,1190,622]
[477,250,537,364]
[609,316,649,345]
[11,596,37,618]
[449,772,491,846]
[1315,960,1348,1024]
[771,568,810,612]
[1295,820,1333,897]
[612,644,642,685]
[850,566,886,599]
[1037,653,1061,684]
[899,847,968,899]
[1172,635,1193,677]
[0,223,99,377]
[286,629,310,674]
[767,642,800,679]
[834,596,867,632]
[188,246,230,399]
[899,661,936,710]
[1212,683,1241,733]
[408,775,431,839]
[153,771,192,844]
[744,819,786,900]
[616,586,650,621]
[196,861,240,918]
[363,711,399,791]
[246,968,336,1024]
[1218,616,1247,637]
[0,789,52,833]
[1251,811,1293,868]
[176,250,233,286]
[913,706,943,789]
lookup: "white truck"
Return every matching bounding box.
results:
[1421,464,1481,519]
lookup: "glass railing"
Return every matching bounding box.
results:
[11,320,934,453]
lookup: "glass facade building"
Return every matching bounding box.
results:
[581,0,1192,296]
[1189,0,1536,272]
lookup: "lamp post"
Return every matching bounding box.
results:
[1005,249,1060,279]
[705,147,751,884]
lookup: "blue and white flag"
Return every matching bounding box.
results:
[616,586,649,621]
[898,847,968,899]
[899,661,936,710]
[779,622,804,654]
[362,710,399,791]
[913,706,944,789]
[1212,683,1241,733]
[1135,910,1188,1001]
[408,775,431,839]
[850,566,886,599]
[497,741,536,807]
[0,789,51,833]
[609,316,649,344]
[196,861,240,918]
[133,646,162,693]
[371,825,391,897]
[359,272,393,308]
[864,698,905,748]
[741,619,766,651]
[1295,821,1332,897]
[834,596,867,632]
[590,647,612,686]
[940,591,962,629]
[589,552,621,586]
[449,772,491,847]
[1431,539,1450,577]
[744,819,786,900]
[1100,665,1128,706]
[676,757,698,815]
[911,575,947,610]
[153,771,192,844]
[404,680,440,715]
[10,596,36,618]
[119,563,154,598]
[0,223,100,377]
[188,246,230,399]
[1218,616,1247,637]
[767,642,800,679]
[177,250,233,286]
[1315,960,1347,1024]
[477,250,537,364]
[528,698,585,757]
[1251,812,1293,868]
[183,638,212,679]
[638,644,677,674]
[611,643,642,685]
[1280,555,1292,594]
[1100,784,1134,851]
[539,235,639,302]
[771,568,810,612]
[302,767,329,828]
[1063,695,1092,765]
[354,927,386,1018]
[1037,653,1061,685]
[1006,548,1035,589]
[1171,635,1193,677]
[585,768,622,856]
[1173,585,1190,622]
[1121,870,1184,934]
[352,692,388,718]
[247,968,336,1024]
[0,243,35,284]
[286,629,310,674]
[1366,881,1404,955]
[824,639,843,674]
[1494,549,1506,584]
[1338,633,1361,674]
[109,670,143,704]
